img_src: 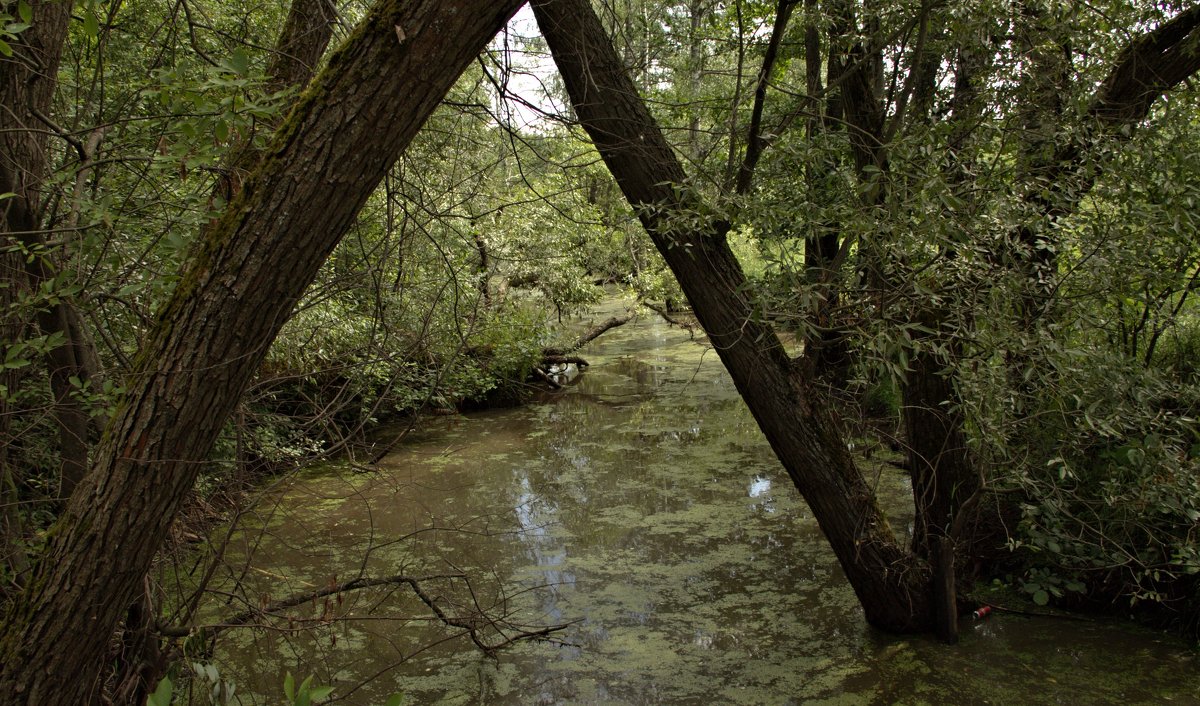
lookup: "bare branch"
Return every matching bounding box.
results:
[164,571,573,658]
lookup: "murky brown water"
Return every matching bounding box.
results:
[210,298,1200,705]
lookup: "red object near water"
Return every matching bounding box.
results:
[973,605,993,620]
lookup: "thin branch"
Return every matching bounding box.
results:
[881,0,933,145]
[641,300,697,338]
[163,571,573,658]
[734,0,799,194]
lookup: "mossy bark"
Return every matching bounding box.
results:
[0,1,522,702]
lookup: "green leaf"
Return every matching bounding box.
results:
[384,694,407,706]
[283,672,295,703]
[309,685,334,702]
[6,22,31,33]
[0,38,12,57]
[1032,589,1050,606]
[18,0,31,23]
[82,10,100,38]
[297,675,314,706]
[146,676,173,706]
[222,48,251,76]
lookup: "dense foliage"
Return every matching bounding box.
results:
[2,0,1199,700]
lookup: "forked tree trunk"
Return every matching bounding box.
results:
[216,0,338,202]
[532,0,934,633]
[0,1,522,702]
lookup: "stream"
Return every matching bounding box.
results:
[212,298,1199,705]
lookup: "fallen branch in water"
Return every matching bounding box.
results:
[542,313,634,357]
[532,366,563,389]
[532,312,634,389]
[159,571,573,657]
[641,301,696,338]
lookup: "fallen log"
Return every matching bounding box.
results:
[641,301,696,338]
[542,312,634,357]
[532,366,564,389]
[541,354,590,367]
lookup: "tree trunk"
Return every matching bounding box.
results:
[795,4,853,385]
[822,5,980,642]
[0,1,522,702]
[0,0,94,498]
[217,0,339,202]
[265,0,338,95]
[904,344,976,557]
[109,2,342,701]
[0,251,29,589]
[0,0,74,257]
[532,0,933,633]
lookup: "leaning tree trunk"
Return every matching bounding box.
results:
[107,1,342,702]
[0,1,522,702]
[532,0,933,633]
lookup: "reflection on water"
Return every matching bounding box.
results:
[212,299,1200,705]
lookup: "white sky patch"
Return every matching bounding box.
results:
[484,5,567,131]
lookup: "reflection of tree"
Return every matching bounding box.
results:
[513,472,574,624]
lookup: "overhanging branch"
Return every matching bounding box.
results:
[1089,6,1200,125]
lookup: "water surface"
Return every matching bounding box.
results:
[214,299,1200,705]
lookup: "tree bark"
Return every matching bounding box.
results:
[532,0,933,633]
[0,0,73,249]
[217,0,339,202]
[0,0,94,499]
[0,0,522,702]
[264,0,338,95]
